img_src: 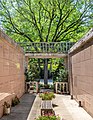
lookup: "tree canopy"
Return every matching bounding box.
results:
[0,0,93,42]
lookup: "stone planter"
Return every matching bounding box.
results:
[4,107,11,115]
[3,101,11,115]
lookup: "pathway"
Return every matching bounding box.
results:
[27,94,93,120]
[0,93,36,120]
[1,93,93,120]
[53,94,93,120]
[27,94,41,120]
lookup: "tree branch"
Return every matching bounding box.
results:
[28,0,44,41]
[46,8,56,42]
[1,1,33,42]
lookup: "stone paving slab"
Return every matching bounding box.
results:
[53,94,93,120]
[1,93,93,120]
[0,93,36,120]
[27,94,41,120]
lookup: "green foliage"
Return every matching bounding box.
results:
[57,69,68,82]
[3,102,10,108]
[25,61,40,82]
[29,63,40,81]
[53,60,65,82]
[0,0,93,43]
[53,68,68,82]
[36,115,60,120]
[12,96,20,107]
[39,92,55,100]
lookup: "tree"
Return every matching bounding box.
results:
[0,0,93,84]
[0,0,93,42]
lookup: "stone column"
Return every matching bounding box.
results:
[68,54,73,98]
[64,56,68,69]
[63,83,65,93]
[36,82,38,93]
[25,57,29,69]
[60,83,61,92]
[25,57,29,92]
[66,83,69,94]
[44,59,48,85]
[55,82,58,93]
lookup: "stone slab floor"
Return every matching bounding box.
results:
[1,93,93,120]
[53,94,93,120]
[27,94,93,120]
[0,93,36,120]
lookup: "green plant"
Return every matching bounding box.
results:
[58,69,68,82]
[39,92,55,100]
[44,84,49,89]
[24,68,30,82]
[36,115,60,120]
[3,102,10,108]
[12,96,20,107]
[3,101,11,115]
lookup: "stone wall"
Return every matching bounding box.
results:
[69,29,93,117]
[0,30,25,97]
[0,30,25,117]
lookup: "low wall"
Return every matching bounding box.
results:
[69,29,93,117]
[0,30,25,117]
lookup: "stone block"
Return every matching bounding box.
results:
[84,47,91,60]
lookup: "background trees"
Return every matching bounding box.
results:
[0,0,93,84]
[0,0,93,42]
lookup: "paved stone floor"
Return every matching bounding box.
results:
[27,94,41,120]
[53,94,93,120]
[0,93,36,120]
[1,93,93,120]
[27,94,93,120]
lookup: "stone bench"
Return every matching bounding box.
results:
[41,100,54,116]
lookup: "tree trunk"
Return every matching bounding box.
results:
[38,58,40,81]
[44,59,48,85]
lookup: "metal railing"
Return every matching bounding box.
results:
[18,42,75,53]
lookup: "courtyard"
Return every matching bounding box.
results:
[1,93,93,120]
[0,0,93,119]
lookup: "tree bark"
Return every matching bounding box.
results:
[38,58,41,82]
[44,59,48,85]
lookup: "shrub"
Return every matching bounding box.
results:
[39,92,55,100]
[12,96,20,107]
[36,115,60,120]
[3,102,10,108]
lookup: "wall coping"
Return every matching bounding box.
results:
[0,29,24,54]
[69,28,93,54]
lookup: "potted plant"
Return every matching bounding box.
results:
[3,101,11,115]
[12,96,20,107]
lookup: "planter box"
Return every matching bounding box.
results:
[4,107,11,115]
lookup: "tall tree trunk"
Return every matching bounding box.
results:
[38,58,40,81]
[44,59,48,85]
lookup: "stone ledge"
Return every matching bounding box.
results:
[0,29,24,54]
[69,28,93,54]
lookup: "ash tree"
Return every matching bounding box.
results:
[0,0,93,84]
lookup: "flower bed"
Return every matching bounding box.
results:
[39,92,55,100]
[36,115,60,120]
